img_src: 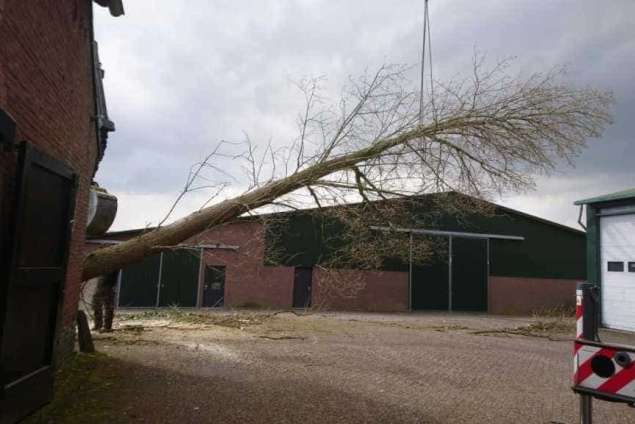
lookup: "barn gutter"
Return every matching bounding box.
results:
[369,226,525,241]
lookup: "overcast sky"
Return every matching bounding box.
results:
[94,0,635,231]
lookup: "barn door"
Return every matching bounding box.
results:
[158,250,200,307]
[451,237,488,311]
[0,143,77,423]
[293,267,312,308]
[411,236,449,311]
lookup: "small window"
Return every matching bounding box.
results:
[608,261,624,272]
[629,262,635,273]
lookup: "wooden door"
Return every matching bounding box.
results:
[0,143,77,423]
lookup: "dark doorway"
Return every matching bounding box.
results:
[411,237,449,310]
[410,236,488,312]
[452,237,488,311]
[203,266,225,307]
[0,144,77,423]
[158,249,200,307]
[118,254,161,307]
[293,267,312,308]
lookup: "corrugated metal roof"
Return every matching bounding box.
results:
[100,191,585,238]
[574,188,635,205]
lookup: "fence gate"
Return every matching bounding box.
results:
[0,143,77,423]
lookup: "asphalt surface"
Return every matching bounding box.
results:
[92,311,635,423]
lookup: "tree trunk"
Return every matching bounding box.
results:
[76,310,95,353]
[83,126,435,280]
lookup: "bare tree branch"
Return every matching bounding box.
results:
[83,59,613,280]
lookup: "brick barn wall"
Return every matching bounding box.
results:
[188,221,409,311]
[101,222,580,315]
[312,268,409,312]
[488,276,578,315]
[189,221,295,308]
[0,1,99,359]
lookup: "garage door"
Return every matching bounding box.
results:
[600,213,635,332]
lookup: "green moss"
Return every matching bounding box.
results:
[24,352,121,424]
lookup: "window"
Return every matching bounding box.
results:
[629,262,635,273]
[607,261,624,272]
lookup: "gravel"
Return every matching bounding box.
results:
[90,310,635,423]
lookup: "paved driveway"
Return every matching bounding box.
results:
[66,311,635,423]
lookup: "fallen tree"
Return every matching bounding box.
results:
[83,61,612,280]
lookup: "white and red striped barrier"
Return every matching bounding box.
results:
[573,340,635,403]
[576,287,584,339]
[573,283,635,406]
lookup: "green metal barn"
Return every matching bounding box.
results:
[576,188,635,332]
[95,192,587,314]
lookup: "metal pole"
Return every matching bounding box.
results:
[155,252,164,307]
[580,395,592,424]
[114,269,122,309]
[408,232,413,311]
[448,235,452,312]
[196,247,204,308]
[577,282,598,424]
[486,238,490,312]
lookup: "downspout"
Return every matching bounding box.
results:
[577,205,587,231]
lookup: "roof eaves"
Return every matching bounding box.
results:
[100,191,585,239]
[574,188,635,206]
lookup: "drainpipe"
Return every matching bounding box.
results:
[577,205,587,231]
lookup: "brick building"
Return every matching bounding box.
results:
[0,1,122,422]
[92,193,586,315]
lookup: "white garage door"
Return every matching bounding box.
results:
[600,213,635,332]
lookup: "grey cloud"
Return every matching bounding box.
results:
[94,0,635,229]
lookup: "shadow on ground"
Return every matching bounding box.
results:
[26,351,431,424]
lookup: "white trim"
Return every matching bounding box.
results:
[87,240,239,250]
[197,243,239,251]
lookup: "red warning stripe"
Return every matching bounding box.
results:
[596,365,635,394]
[574,341,584,354]
[574,347,616,384]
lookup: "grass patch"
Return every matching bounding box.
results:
[531,304,576,318]
[24,352,120,424]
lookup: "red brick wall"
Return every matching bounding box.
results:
[101,222,578,314]
[312,268,409,312]
[0,0,98,337]
[187,221,409,311]
[488,276,578,315]
[190,222,295,308]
